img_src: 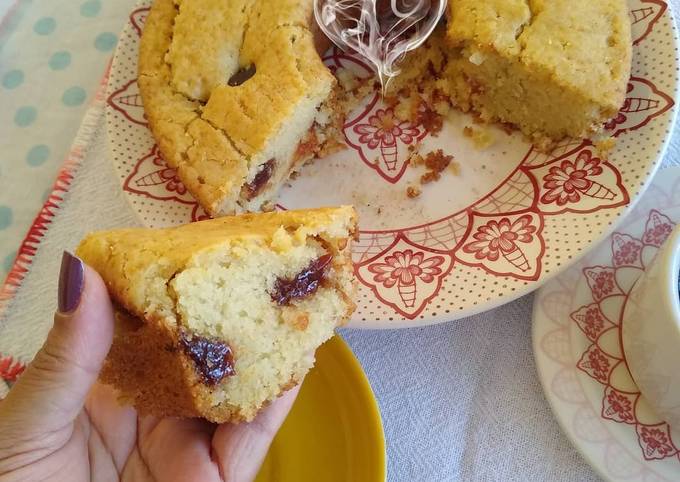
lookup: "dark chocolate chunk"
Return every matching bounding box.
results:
[271,254,333,306]
[228,64,256,87]
[180,331,235,385]
[242,158,275,200]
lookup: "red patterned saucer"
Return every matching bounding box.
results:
[533,166,680,481]
[106,0,678,327]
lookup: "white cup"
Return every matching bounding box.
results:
[622,224,680,429]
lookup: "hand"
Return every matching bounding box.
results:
[0,252,298,482]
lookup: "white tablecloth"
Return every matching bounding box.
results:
[2,1,680,480]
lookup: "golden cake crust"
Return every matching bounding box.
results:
[139,0,337,216]
[77,206,357,320]
[447,0,631,111]
[390,0,632,145]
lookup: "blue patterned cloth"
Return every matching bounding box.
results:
[0,0,137,276]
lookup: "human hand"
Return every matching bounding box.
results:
[0,252,298,482]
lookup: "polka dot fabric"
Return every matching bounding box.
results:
[0,0,137,278]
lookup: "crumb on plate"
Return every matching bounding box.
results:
[417,103,444,136]
[463,125,494,149]
[594,136,616,158]
[407,185,422,198]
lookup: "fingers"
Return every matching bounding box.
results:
[131,385,302,482]
[130,416,222,482]
[85,383,137,472]
[212,385,301,482]
[0,252,114,437]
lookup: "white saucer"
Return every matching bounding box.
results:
[533,166,680,481]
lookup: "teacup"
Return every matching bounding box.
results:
[622,224,680,430]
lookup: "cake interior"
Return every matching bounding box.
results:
[170,234,350,411]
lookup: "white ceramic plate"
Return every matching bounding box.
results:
[106,0,678,328]
[533,166,680,481]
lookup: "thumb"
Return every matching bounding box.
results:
[0,251,114,436]
[212,385,301,482]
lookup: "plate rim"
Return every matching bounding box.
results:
[258,334,387,481]
[331,334,387,480]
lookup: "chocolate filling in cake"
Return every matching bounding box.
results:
[180,331,236,385]
[271,254,333,306]
[242,158,276,200]
[227,64,256,86]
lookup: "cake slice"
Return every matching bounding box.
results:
[76,206,357,422]
[390,0,632,146]
[139,0,344,216]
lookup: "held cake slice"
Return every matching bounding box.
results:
[139,0,343,217]
[76,206,357,422]
[390,0,632,146]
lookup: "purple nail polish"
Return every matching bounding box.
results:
[58,251,84,313]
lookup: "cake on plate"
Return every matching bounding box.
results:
[139,0,344,217]
[76,206,357,422]
[138,0,632,216]
[390,0,632,147]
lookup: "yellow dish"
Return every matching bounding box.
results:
[255,335,386,481]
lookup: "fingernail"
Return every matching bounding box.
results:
[58,251,84,313]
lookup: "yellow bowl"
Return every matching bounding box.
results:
[255,335,386,481]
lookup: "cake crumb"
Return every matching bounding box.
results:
[534,137,558,153]
[417,104,444,136]
[423,149,454,175]
[463,125,494,149]
[420,171,441,184]
[261,201,276,212]
[316,137,347,158]
[409,151,425,166]
[500,122,515,135]
[394,93,419,122]
[404,148,458,198]
[336,68,359,92]
[595,137,616,158]
[406,186,422,198]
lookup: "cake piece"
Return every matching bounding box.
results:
[390,0,632,146]
[76,206,357,422]
[139,0,344,217]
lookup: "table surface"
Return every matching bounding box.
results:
[2,1,680,481]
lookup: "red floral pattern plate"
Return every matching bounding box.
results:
[106,0,678,328]
[533,166,680,481]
